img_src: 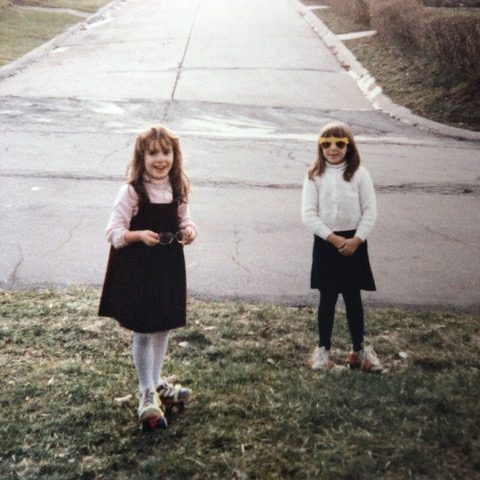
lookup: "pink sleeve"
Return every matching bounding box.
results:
[178,202,198,234]
[106,184,137,249]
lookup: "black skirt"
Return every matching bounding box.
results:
[98,201,187,333]
[310,230,376,292]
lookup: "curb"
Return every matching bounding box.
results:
[293,1,480,143]
[0,0,125,81]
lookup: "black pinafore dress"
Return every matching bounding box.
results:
[98,201,186,333]
[311,229,376,292]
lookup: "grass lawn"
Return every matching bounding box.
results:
[1,288,479,479]
[310,6,480,132]
[12,0,112,10]
[0,0,111,66]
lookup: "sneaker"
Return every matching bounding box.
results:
[346,346,383,372]
[138,388,162,421]
[309,346,333,371]
[156,381,191,405]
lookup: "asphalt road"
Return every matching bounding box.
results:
[0,0,479,311]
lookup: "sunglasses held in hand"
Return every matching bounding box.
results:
[158,231,187,246]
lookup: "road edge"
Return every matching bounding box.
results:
[292,0,480,143]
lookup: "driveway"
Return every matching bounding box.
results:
[0,0,479,310]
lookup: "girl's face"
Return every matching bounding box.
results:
[320,137,348,165]
[144,140,174,180]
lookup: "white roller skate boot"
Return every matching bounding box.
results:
[156,380,191,414]
[138,388,167,431]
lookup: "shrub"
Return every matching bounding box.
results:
[421,0,480,6]
[328,0,371,26]
[368,0,425,49]
[423,13,480,72]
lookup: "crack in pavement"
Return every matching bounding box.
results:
[408,218,480,251]
[101,140,131,163]
[424,226,480,251]
[0,171,478,196]
[7,244,24,288]
[40,218,85,257]
[164,0,203,120]
[232,227,250,274]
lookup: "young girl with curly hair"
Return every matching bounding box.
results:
[99,125,197,428]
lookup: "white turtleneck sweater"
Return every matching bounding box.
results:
[301,162,377,241]
[106,175,197,249]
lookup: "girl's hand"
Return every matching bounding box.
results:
[180,226,196,245]
[124,229,159,246]
[139,230,160,246]
[338,237,362,256]
[327,233,346,250]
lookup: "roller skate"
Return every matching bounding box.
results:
[346,346,383,373]
[138,388,167,432]
[156,380,191,414]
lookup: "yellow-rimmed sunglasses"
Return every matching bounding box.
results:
[319,136,350,149]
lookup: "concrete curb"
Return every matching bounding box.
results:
[0,0,124,81]
[293,0,480,143]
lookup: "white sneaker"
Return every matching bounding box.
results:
[346,346,383,372]
[310,346,332,370]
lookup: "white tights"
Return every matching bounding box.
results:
[132,330,170,393]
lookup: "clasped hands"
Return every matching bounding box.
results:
[327,233,362,257]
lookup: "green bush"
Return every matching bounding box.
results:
[423,13,480,72]
[328,0,370,26]
[368,0,425,49]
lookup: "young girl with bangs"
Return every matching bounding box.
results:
[99,125,197,429]
[302,121,382,372]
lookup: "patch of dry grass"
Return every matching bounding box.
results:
[1,288,479,479]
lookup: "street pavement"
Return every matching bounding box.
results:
[0,0,479,311]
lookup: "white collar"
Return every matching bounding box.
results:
[326,160,347,170]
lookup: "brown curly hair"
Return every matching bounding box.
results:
[127,125,190,204]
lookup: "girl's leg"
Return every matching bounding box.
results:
[132,332,167,425]
[132,332,156,392]
[152,330,170,389]
[317,289,339,349]
[342,288,364,352]
[152,330,192,406]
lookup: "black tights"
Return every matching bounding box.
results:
[317,289,364,352]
